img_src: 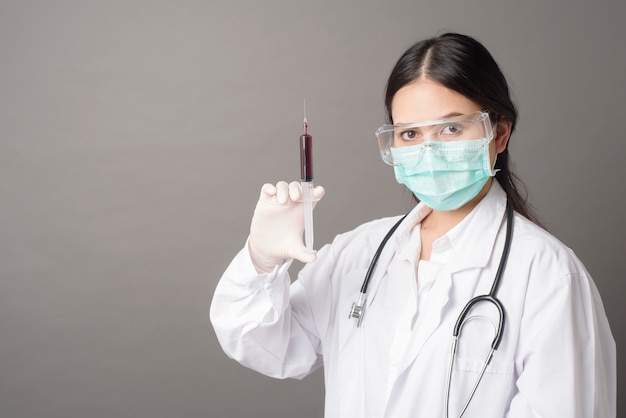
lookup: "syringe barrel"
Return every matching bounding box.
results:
[300,133,313,181]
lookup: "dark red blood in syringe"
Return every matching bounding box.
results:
[300,122,313,181]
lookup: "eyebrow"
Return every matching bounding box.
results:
[394,112,466,127]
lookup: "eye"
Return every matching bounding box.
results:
[399,129,419,141]
[441,123,462,136]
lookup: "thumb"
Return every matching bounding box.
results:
[287,246,318,264]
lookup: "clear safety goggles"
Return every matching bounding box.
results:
[375,111,494,165]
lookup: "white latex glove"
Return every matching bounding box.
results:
[248,181,325,273]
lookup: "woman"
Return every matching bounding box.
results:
[210,33,615,417]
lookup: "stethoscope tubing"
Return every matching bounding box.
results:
[446,200,514,417]
[348,213,408,326]
[451,199,513,350]
[349,198,514,418]
[359,213,408,294]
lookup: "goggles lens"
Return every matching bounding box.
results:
[375,111,493,165]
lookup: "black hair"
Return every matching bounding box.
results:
[384,32,540,224]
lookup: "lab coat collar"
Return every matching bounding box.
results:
[394,181,508,273]
[362,204,430,314]
[445,182,508,273]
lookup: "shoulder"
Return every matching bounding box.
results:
[497,214,608,340]
[508,212,589,284]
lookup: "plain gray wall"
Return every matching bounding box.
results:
[1,0,624,417]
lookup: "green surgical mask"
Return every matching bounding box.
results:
[390,138,496,211]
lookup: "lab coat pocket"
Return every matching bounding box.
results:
[447,356,516,416]
[452,356,514,375]
[449,302,511,376]
[445,304,516,415]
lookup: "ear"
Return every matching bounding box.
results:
[494,117,513,154]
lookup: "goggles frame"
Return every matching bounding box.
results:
[376,111,494,165]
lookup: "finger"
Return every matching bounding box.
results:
[312,186,325,209]
[289,181,302,202]
[260,183,277,198]
[275,181,290,204]
[313,185,325,200]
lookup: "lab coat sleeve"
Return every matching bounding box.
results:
[210,243,323,380]
[506,251,616,417]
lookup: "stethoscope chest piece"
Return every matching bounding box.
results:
[348,292,367,327]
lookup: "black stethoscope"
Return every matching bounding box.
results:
[348,200,514,418]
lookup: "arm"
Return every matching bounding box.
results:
[210,181,326,379]
[210,244,323,379]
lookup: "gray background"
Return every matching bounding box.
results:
[1,0,624,417]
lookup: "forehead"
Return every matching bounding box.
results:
[391,79,481,124]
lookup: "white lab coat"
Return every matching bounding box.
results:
[210,183,616,417]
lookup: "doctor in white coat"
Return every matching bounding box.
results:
[210,33,616,417]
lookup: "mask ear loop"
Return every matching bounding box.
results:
[486,113,500,175]
[490,154,500,176]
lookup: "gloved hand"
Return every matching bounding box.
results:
[248,181,325,273]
